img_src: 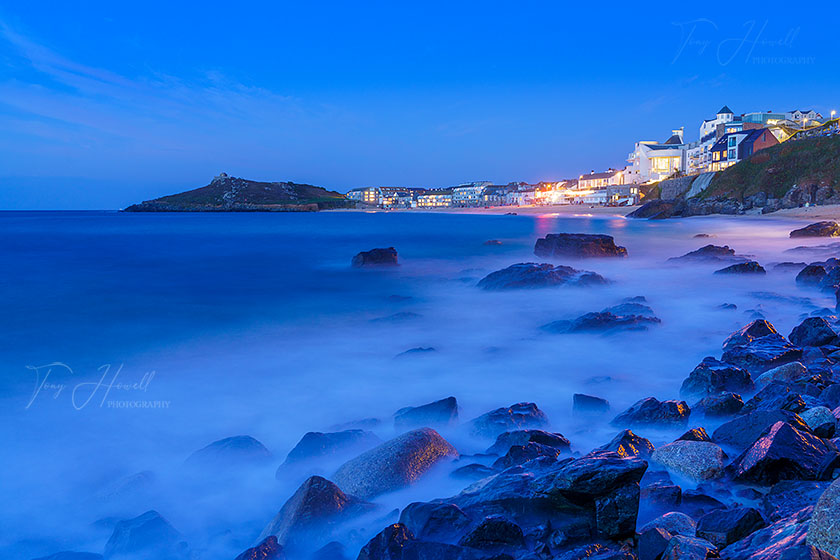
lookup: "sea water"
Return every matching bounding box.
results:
[0,209,834,558]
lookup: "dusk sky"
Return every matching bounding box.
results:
[1,2,838,209]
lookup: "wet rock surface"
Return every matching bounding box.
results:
[790,221,840,238]
[477,262,609,290]
[352,247,399,267]
[612,397,690,428]
[714,261,766,275]
[669,245,745,263]
[534,233,628,258]
[680,357,753,398]
[543,310,661,334]
[468,402,550,438]
[394,397,459,430]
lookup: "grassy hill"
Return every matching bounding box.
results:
[124,173,351,211]
[701,135,840,201]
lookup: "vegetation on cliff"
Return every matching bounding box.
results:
[702,136,840,201]
[124,173,351,212]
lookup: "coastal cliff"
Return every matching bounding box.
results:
[630,136,840,219]
[123,173,352,212]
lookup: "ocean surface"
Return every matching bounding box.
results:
[0,209,835,559]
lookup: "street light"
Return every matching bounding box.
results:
[832,110,837,121]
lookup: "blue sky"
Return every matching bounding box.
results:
[0,1,838,209]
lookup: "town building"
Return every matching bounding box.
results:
[451,181,493,207]
[578,169,625,190]
[709,128,779,171]
[416,189,453,208]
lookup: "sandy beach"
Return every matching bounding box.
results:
[332,203,840,221]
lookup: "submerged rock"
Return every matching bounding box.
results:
[233,537,284,560]
[468,402,550,438]
[458,515,525,550]
[612,397,690,428]
[534,233,628,258]
[352,247,399,267]
[103,510,188,560]
[574,393,611,415]
[543,310,661,334]
[258,476,372,546]
[398,502,471,543]
[797,264,828,286]
[652,440,725,481]
[477,262,608,290]
[680,357,753,398]
[693,393,745,418]
[714,261,766,275]
[280,430,381,470]
[595,429,655,458]
[185,435,272,466]
[669,245,743,263]
[333,428,458,499]
[790,221,840,238]
[726,421,835,485]
[394,396,458,430]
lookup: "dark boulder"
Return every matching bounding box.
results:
[641,482,683,512]
[486,429,570,455]
[790,221,840,238]
[714,261,766,275]
[604,301,657,316]
[754,362,809,389]
[185,435,272,467]
[574,393,611,415]
[356,524,413,560]
[639,526,673,560]
[762,481,830,521]
[399,502,471,543]
[258,476,372,547]
[445,451,647,542]
[680,357,753,398]
[534,233,628,258]
[721,508,827,560]
[790,317,840,347]
[669,245,742,263]
[103,510,188,560]
[595,429,655,458]
[554,543,637,559]
[712,410,812,451]
[543,311,661,334]
[640,511,697,537]
[483,239,503,246]
[333,428,458,499]
[679,428,712,442]
[726,422,836,485]
[468,403,550,438]
[477,263,608,290]
[797,265,828,286]
[492,441,565,469]
[280,430,381,472]
[801,407,837,438]
[627,199,679,219]
[352,247,399,267]
[721,321,803,374]
[450,463,497,481]
[458,515,525,550]
[234,537,285,560]
[661,535,719,559]
[693,393,744,417]
[394,397,458,430]
[611,397,690,428]
[740,382,807,415]
[680,490,727,519]
[696,507,766,548]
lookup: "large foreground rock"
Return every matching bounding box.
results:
[534,233,628,258]
[477,262,608,290]
[258,476,372,547]
[612,397,690,428]
[726,421,835,485]
[790,221,840,238]
[333,428,458,499]
[352,247,399,267]
[722,508,832,559]
[103,510,188,560]
[652,441,725,481]
[808,477,840,556]
[468,402,550,438]
[790,317,840,347]
[696,507,766,548]
[446,451,648,542]
[487,429,570,455]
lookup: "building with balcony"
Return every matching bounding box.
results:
[710,128,779,171]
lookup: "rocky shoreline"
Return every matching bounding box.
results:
[47,232,840,560]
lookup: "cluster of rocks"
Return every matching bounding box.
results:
[669,245,769,275]
[543,297,662,334]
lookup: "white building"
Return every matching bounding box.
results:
[626,129,686,184]
[505,188,536,206]
[451,181,493,207]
